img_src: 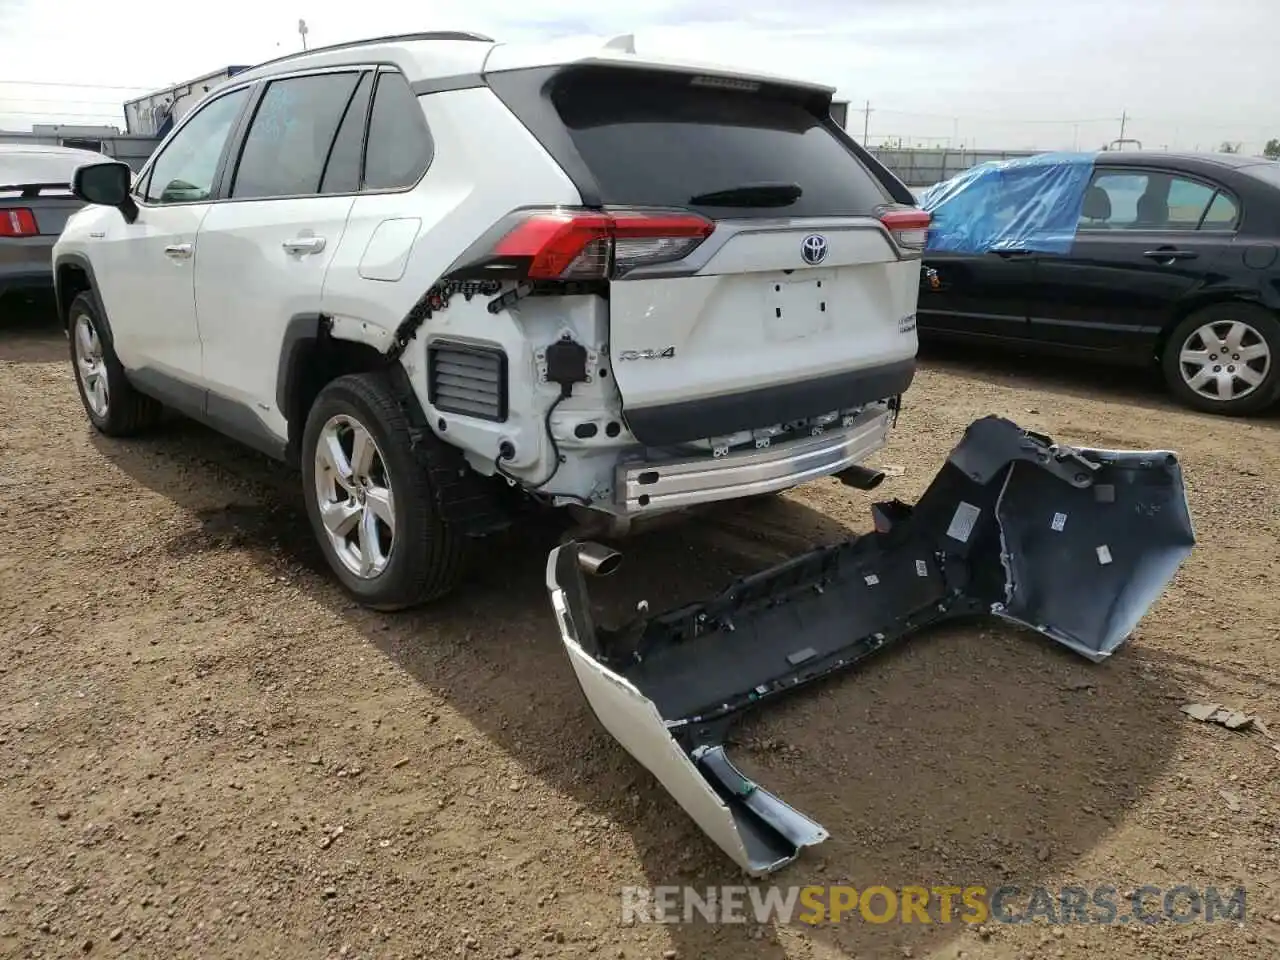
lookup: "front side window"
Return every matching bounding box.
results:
[231,72,362,200]
[143,87,250,205]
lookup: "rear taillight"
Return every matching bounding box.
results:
[0,208,38,238]
[449,208,715,282]
[878,207,931,251]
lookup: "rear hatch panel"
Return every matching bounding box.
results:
[546,416,1194,875]
[485,64,921,445]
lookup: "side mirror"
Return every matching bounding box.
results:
[72,161,138,223]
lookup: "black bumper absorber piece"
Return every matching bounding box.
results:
[544,416,1195,876]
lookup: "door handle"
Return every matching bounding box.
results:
[282,236,326,256]
[163,243,193,260]
[994,249,1034,259]
[1143,248,1198,262]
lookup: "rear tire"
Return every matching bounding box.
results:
[67,291,163,435]
[1161,303,1280,415]
[301,371,470,609]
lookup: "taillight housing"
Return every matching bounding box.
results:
[446,207,715,282]
[0,208,38,238]
[877,206,931,252]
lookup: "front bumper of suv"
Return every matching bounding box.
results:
[614,404,893,514]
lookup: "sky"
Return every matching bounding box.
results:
[0,0,1276,154]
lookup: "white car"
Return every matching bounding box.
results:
[54,31,1196,878]
[54,29,926,608]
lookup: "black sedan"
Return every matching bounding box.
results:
[916,151,1280,416]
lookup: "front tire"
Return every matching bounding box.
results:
[300,372,470,609]
[1161,303,1280,416]
[68,291,162,435]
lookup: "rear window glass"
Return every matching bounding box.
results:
[549,70,890,218]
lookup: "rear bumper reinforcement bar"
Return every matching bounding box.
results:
[546,416,1195,876]
[615,405,893,514]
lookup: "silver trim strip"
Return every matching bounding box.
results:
[618,216,909,280]
[616,407,892,513]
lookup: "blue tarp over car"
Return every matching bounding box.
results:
[918,152,1098,254]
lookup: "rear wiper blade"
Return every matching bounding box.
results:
[688,182,802,207]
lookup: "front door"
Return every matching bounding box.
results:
[91,86,252,382]
[917,248,1035,343]
[1027,167,1239,361]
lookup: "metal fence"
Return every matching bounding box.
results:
[869,147,1039,187]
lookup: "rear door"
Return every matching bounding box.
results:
[520,67,921,444]
[193,68,366,441]
[1027,166,1238,360]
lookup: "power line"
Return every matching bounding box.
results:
[0,96,133,106]
[0,109,124,120]
[0,79,157,91]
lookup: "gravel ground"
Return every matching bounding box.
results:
[2,304,1279,960]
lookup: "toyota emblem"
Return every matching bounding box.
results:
[801,234,828,265]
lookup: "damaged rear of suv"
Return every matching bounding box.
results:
[441,53,928,524]
[55,33,1196,877]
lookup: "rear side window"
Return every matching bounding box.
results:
[547,69,890,218]
[362,72,433,191]
[232,72,362,200]
[1085,170,1238,231]
[320,72,373,194]
[1200,191,1239,229]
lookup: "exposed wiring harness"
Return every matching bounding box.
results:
[494,388,592,505]
[494,336,593,505]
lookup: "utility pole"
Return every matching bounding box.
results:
[861,100,873,144]
[1118,110,1128,143]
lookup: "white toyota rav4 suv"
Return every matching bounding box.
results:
[54,30,928,609]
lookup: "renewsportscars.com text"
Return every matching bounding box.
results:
[621,884,1247,926]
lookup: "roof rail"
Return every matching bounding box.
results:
[246,31,496,74]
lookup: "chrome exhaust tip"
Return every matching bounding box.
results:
[836,464,886,491]
[575,541,623,577]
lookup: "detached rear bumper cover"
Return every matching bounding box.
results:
[545,416,1194,876]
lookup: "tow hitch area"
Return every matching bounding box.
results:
[544,416,1195,876]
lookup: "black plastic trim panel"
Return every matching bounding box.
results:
[427,339,510,422]
[410,73,485,95]
[623,359,915,447]
[128,368,289,461]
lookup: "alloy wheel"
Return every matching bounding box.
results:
[73,314,109,418]
[313,414,396,579]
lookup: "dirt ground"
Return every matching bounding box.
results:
[2,303,1279,960]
